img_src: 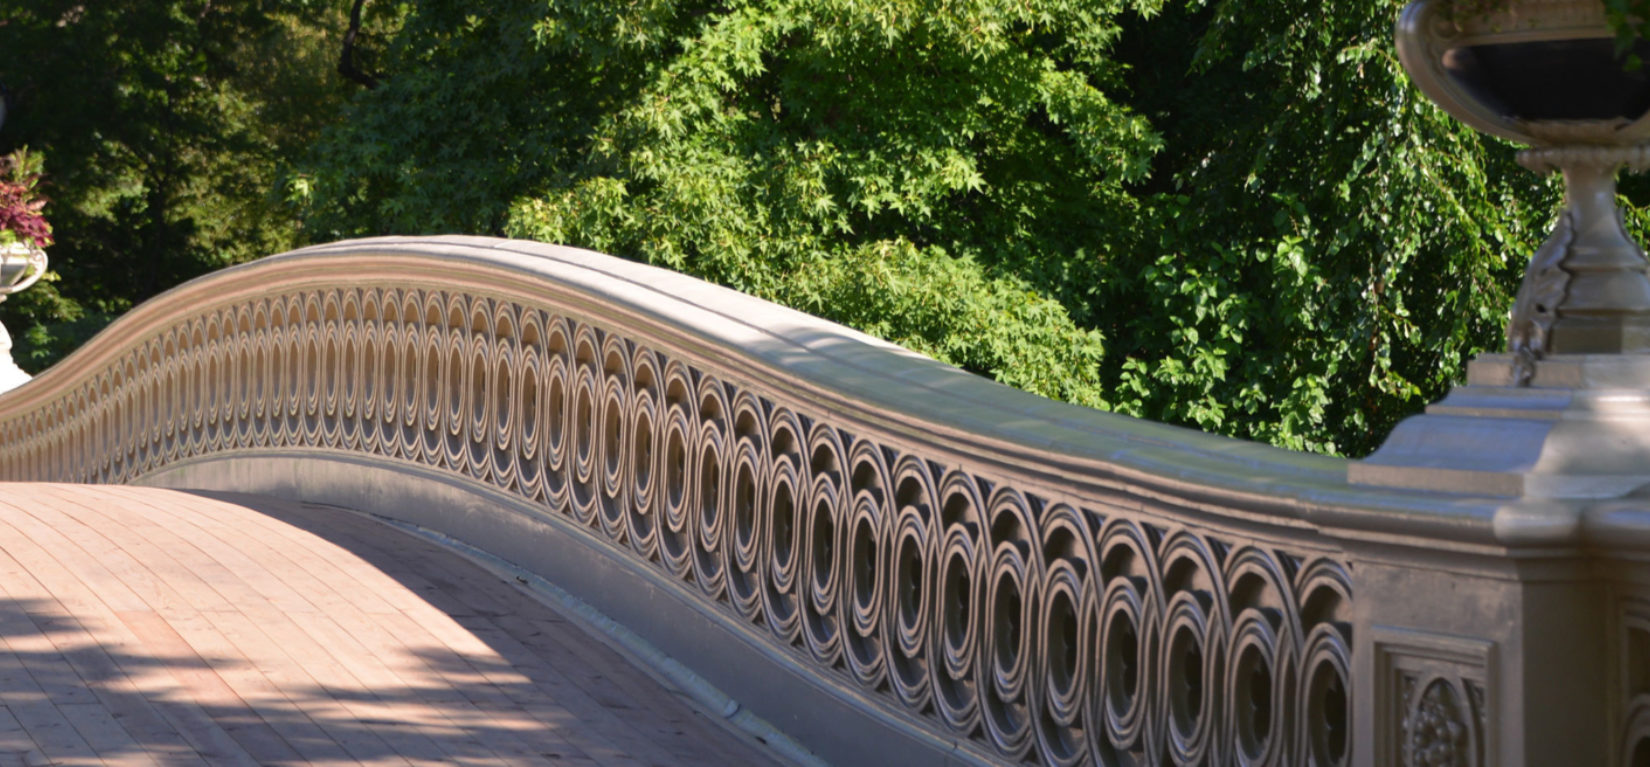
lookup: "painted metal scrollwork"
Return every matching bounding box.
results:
[0,274,1354,766]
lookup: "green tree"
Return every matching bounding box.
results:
[297,0,1170,409]
[16,0,1574,456]
[0,0,357,368]
[297,0,1560,455]
[1101,0,1557,454]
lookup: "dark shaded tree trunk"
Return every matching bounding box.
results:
[339,0,378,89]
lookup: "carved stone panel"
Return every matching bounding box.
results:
[1374,628,1496,767]
[1617,597,1650,766]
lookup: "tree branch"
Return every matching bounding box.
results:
[339,0,379,89]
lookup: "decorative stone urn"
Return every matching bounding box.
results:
[1400,0,1650,367]
[0,241,47,394]
[1353,1,1650,497]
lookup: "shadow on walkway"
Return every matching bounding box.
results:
[0,483,776,766]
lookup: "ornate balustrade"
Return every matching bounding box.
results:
[0,237,1630,765]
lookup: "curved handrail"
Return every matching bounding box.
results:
[0,238,1517,539]
[0,236,1527,764]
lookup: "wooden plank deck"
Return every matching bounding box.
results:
[0,483,783,766]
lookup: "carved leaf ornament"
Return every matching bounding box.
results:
[1506,212,1574,385]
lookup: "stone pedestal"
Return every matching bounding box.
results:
[1352,354,1650,498]
[0,318,28,393]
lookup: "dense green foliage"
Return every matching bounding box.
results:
[290,0,1563,455]
[0,1,355,365]
[1103,0,1556,453]
[294,0,1171,413]
[5,0,1604,456]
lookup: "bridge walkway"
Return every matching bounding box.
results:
[0,484,782,766]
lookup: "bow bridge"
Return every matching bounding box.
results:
[0,236,1638,765]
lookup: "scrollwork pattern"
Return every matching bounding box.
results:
[0,284,1355,766]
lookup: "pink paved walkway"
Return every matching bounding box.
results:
[0,483,781,766]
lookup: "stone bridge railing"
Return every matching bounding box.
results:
[0,237,1630,766]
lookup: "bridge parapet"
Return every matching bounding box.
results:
[0,236,1629,765]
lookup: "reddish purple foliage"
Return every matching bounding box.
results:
[0,151,51,249]
[0,180,51,249]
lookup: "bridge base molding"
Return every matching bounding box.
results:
[138,449,1005,767]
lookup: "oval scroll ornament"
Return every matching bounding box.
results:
[0,237,1367,767]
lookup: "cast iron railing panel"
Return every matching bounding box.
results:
[0,237,1371,765]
